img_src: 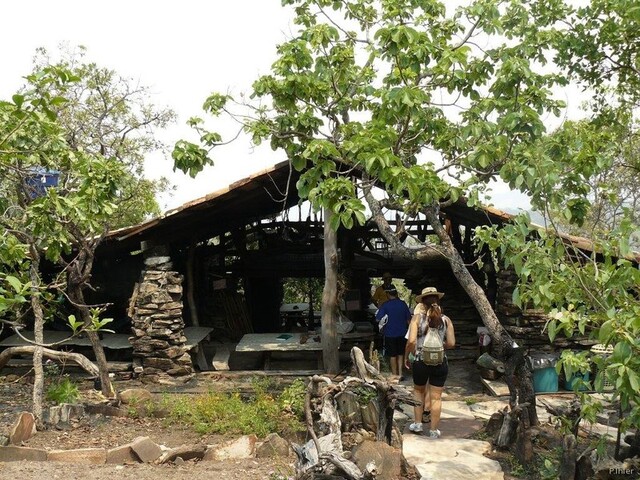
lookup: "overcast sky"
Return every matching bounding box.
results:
[2,1,584,213]
[1,0,297,210]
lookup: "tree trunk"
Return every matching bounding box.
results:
[322,208,340,374]
[68,284,114,398]
[29,254,45,427]
[422,206,512,353]
[559,434,577,480]
[423,206,538,424]
[504,346,539,426]
[364,189,534,418]
[0,346,99,376]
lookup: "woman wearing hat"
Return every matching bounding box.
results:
[404,287,455,438]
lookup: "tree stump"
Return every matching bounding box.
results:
[292,347,418,479]
[558,434,577,480]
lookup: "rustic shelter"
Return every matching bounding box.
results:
[50,161,610,375]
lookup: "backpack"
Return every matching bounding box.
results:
[421,318,445,366]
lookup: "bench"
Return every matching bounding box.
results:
[0,326,214,371]
[183,326,214,371]
[0,330,132,350]
[211,345,231,371]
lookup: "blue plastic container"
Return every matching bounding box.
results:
[25,168,60,199]
[529,352,560,393]
[533,367,559,393]
[565,372,590,391]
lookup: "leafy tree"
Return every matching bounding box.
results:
[29,46,176,227]
[476,0,640,440]
[540,118,640,247]
[0,66,126,418]
[175,0,571,397]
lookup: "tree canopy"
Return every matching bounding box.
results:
[29,46,176,227]
[173,0,639,432]
[1,65,129,407]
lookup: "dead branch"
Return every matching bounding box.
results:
[0,346,99,377]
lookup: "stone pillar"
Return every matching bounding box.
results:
[129,256,194,383]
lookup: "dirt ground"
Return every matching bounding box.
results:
[0,376,297,480]
[0,359,500,480]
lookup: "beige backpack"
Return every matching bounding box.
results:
[421,318,445,366]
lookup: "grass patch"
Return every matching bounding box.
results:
[162,378,306,437]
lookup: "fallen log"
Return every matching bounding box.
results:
[0,346,99,377]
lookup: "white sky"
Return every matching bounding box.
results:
[1,1,586,213]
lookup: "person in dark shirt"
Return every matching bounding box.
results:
[376,286,411,379]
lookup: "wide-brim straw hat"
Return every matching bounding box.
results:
[415,286,445,303]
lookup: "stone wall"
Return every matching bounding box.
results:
[496,268,593,351]
[129,256,194,382]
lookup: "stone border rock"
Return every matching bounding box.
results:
[0,433,288,465]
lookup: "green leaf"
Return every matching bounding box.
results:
[5,275,23,294]
[67,315,83,333]
[12,94,24,108]
[629,370,640,392]
[598,320,613,343]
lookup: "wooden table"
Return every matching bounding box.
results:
[235,332,325,369]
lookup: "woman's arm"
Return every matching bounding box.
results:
[444,317,456,349]
[404,315,419,369]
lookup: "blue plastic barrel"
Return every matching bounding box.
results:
[528,353,559,393]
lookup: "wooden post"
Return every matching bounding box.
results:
[322,208,340,374]
[186,243,200,327]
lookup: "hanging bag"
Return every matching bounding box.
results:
[421,318,445,366]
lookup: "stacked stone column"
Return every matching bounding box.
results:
[129,256,194,381]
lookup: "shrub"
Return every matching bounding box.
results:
[279,378,306,418]
[164,379,306,437]
[46,377,80,404]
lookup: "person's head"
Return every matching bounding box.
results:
[381,272,393,286]
[415,287,445,328]
[384,286,398,298]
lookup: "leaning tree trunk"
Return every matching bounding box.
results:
[423,206,538,425]
[322,208,340,374]
[66,240,114,398]
[363,182,538,425]
[29,252,45,427]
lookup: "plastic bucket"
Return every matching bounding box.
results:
[533,367,559,393]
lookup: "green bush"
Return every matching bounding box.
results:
[279,378,306,418]
[164,380,306,437]
[46,377,80,405]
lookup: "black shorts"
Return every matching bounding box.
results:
[383,336,406,357]
[412,358,448,387]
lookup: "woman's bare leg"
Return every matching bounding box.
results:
[413,384,426,424]
[429,385,444,430]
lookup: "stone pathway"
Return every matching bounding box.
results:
[398,399,506,480]
[397,392,622,480]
